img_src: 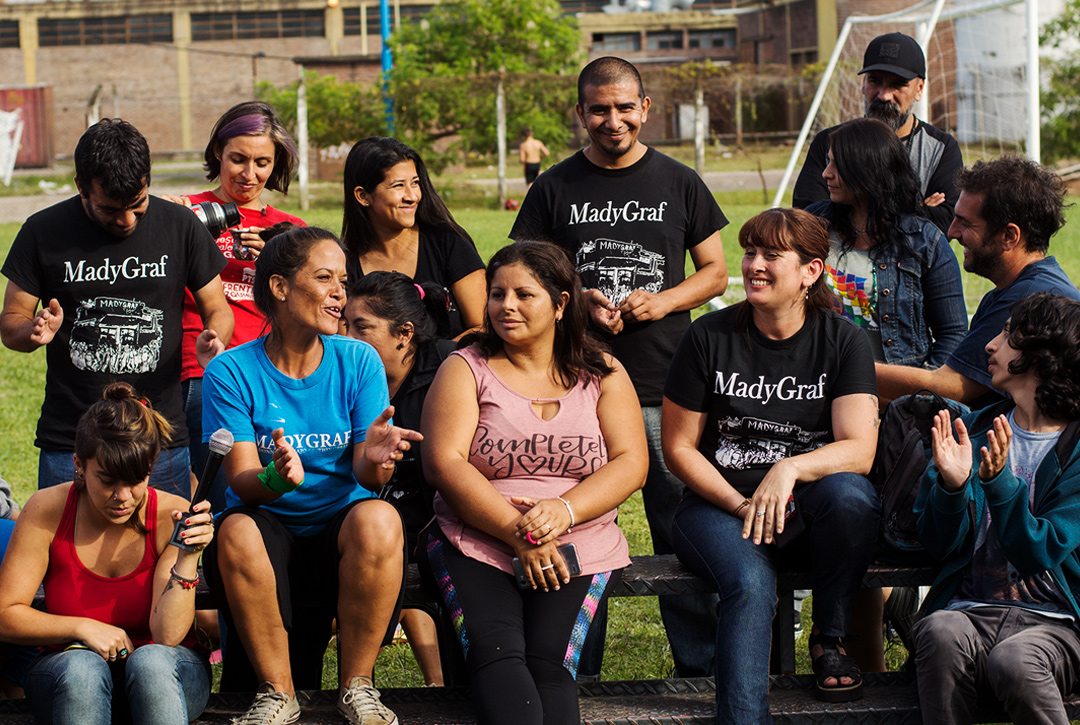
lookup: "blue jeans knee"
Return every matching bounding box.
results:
[125,644,211,725]
[25,649,113,725]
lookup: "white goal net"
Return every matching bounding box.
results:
[773,0,1037,207]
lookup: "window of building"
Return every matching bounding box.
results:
[0,21,18,49]
[343,5,432,37]
[687,29,735,49]
[591,32,641,52]
[191,10,324,41]
[559,0,610,13]
[790,49,818,66]
[38,15,172,47]
[646,31,682,50]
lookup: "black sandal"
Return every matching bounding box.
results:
[808,632,863,703]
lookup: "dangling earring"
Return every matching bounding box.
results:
[804,287,810,300]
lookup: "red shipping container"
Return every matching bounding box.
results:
[0,85,55,169]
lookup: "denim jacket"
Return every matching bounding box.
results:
[914,401,1080,621]
[807,201,968,368]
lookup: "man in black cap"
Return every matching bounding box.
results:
[793,31,963,233]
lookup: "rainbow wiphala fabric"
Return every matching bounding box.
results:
[826,264,876,328]
[563,571,611,678]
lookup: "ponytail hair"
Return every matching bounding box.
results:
[74,382,173,486]
[347,271,452,348]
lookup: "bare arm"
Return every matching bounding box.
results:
[149,495,214,646]
[421,356,526,548]
[450,268,487,340]
[0,487,134,657]
[662,397,746,513]
[875,361,988,407]
[0,282,62,352]
[746,393,879,544]
[353,406,422,490]
[618,231,728,324]
[191,275,234,351]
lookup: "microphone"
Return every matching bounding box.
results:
[169,428,234,552]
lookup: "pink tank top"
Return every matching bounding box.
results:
[433,345,630,575]
[44,486,160,648]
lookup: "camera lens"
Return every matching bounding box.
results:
[191,201,241,237]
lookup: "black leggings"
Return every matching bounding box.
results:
[425,528,617,725]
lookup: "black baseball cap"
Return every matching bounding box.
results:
[858,32,926,80]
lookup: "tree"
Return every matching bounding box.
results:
[1041,0,1080,162]
[257,72,387,149]
[390,0,581,194]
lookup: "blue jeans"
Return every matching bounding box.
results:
[25,644,210,725]
[38,447,191,499]
[640,405,719,677]
[672,472,880,724]
[182,377,229,513]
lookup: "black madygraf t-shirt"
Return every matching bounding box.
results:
[664,306,878,497]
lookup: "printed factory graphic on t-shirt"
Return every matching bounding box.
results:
[826,265,877,330]
[713,415,828,470]
[575,238,665,307]
[69,296,163,374]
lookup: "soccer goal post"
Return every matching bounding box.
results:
[772,0,1038,209]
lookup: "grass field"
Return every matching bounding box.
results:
[1,173,1078,689]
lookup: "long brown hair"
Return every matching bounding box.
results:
[466,240,613,388]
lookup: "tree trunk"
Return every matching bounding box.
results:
[496,75,507,206]
[297,67,310,212]
[694,71,705,177]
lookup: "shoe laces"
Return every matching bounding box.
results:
[232,687,294,725]
[340,677,393,722]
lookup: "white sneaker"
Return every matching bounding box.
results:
[338,676,399,725]
[232,682,300,725]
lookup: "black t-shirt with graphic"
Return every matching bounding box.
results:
[664,306,877,496]
[2,195,226,450]
[510,148,728,406]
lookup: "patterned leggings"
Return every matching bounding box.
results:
[425,530,618,725]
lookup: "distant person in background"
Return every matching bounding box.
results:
[913,292,1080,725]
[165,100,305,513]
[793,32,963,233]
[342,136,486,340]
[0,118,232,497]
[342,271,455,687]
[519,127,550,193]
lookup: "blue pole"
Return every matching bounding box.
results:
[380,0,395,134]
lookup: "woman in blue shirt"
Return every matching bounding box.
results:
[202,226,420,725]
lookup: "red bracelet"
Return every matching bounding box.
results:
[169,566,199,590]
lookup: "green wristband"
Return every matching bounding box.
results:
[258,462,301,494]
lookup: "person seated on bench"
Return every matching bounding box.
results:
[664,208,882,718]
[0,383,215,725]
[912,292,1080,725]
[421,241,647,725]
[202,227,420,725]
[341,271,455,686]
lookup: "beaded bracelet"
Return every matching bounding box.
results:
[557,496,575,533]
[258,462,301,494]
[169,566,199,590]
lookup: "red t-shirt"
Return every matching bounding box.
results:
[180,191,305,381]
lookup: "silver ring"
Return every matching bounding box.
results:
[541,564,555,570]
[543,523,551,531]
[755,511,766,518]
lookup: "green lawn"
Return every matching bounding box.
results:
[2,180,1079,688]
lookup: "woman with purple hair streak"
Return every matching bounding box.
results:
[421,241,647,724]
[165,101,306,513]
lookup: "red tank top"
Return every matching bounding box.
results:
[44,486,160,648]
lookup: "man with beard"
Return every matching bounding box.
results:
[876,156,1079,409]
[793,32,962,233]
[510,56,729,681]
[0,118,232,494]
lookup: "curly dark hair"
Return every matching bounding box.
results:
[74,118,151,201]
[1005,292,1080,421]
[827,118,921,258]
[953,156,1069,254]
[466,241,613,388]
